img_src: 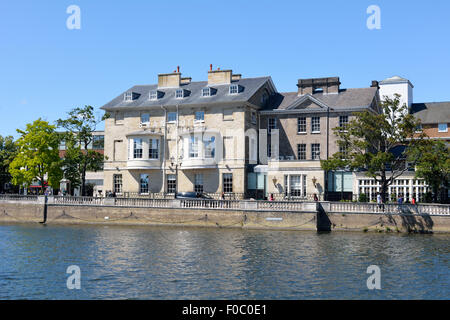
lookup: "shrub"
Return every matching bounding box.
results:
[358,194,368,203]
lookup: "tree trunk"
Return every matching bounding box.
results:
[380,172,388,203]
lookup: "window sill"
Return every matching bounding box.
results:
[297,132,307,135]
[311,131,321,134]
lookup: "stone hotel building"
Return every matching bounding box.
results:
[100,68,449,201]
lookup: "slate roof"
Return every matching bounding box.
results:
[100,77,272,111]
[410,102,450,124]
[262,87,378,111]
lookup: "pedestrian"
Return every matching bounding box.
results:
[269,193,274,201]
[411,197,416,205]
[398,195,403,205]
[313,193,318,202]
[221,192,225,200]
[377,193,384,212]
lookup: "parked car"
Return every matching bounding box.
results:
[175,192,213,199]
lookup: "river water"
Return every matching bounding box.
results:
[0,223,448,300]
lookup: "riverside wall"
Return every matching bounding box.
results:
[0,201,450,233]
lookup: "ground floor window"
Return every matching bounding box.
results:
[223,173,233,193]
[113,174,122,194]
[194,174,203,193]
[140,174,149,194]
[357,178,430,202]
[167,174,176,194]
[284,174,307,198]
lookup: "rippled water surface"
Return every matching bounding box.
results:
[0,223,448,299]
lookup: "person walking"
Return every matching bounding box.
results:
[377,193,385,212]
[313,193,318,202]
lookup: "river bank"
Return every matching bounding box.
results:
[1,199,450,233]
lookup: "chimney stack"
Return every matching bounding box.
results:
[297,77,341,95]
[208,67,232,85]
[371,80,379,88]
[158,68,182,88]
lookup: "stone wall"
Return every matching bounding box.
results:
[1,201,450,233]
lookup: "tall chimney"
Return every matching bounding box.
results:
[208,68,232,85]
[158,69,181,88]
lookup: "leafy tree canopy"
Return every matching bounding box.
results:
[410,139,450,203]
[0,135,18,192]
[9,119,62,191]
[56,106,109,196]
[321,94,425,202]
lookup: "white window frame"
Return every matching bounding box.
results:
[202,87,211,97]
[124,92,133,101]
[167,112,177,123]
[297,144,306,160]
[149,90,158,100]
[140,113,150,124]
[204,136,215,158]
[268,118,277,134]
[149,138,159,159]
[195,111,205,122]
[175,89,184,99]
[194,174,204,193]
[297,117,306,134]
[229,84,238,95]
[140,174,149,194]
[189,136,199,158]
[339,115,349,131]
[311,117,320,133]
[438,123,448,132]
[133,138,143,159]
[311,143,320,160]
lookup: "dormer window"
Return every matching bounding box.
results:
[202,87,211,97]
[175,89,184,99]
[149,90,158,100]
[229,84,239,95]
[124,92,133,101]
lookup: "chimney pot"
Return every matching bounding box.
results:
[177,66,180,73]
[210,64,213,71]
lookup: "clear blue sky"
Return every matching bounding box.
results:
[1,0,449,137]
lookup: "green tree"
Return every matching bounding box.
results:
[56,105,108,196]
[0,135,18,192]
[321,94,424,203]
[9,119,62,193]
[411,140,450,203]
